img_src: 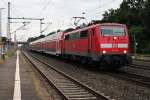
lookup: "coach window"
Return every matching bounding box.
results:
[74,32,79,40]
[70,32,79,40]
[70,34,74,40]
[72,34,75,40]
[65,35,70,40]
[80,30,88,38]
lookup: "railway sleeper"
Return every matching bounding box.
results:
[59,85,79,88]
[63,89,87,92]
[63,91,89,95]
[68,95,97,100]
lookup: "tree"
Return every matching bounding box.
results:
[141,0,150,32]
[1,37,7,43]
[101,0,150,54]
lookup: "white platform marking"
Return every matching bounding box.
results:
[13,50,21,100]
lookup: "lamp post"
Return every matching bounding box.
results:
[0,8,5,39]
[0,8,5,59]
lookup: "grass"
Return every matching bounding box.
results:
[5,48,17,58]
[0,59,4,64]
[0,47,17,64]
[133,54,150,60]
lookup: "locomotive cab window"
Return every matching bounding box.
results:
[69,32,79,40]
[101,26,125,36]
[80,30,88,38]
[113,27,125,36]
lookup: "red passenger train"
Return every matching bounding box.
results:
[29,23,132,69]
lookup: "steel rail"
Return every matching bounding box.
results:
[22,50,112,100]
[103,70,150,88]
[129,64,150,70]
[22,51,68,99]
[133,59,150,62]
[25,50,150,89]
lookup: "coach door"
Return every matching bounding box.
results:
[88,29,92,53]
[56,41,59,54]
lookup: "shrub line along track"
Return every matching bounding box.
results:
[22,50,112,100]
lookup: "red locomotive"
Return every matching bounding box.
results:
[29,23,132,68]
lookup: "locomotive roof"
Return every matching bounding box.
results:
[30,23,126,44]
[30,32,64,44]
[64,23,126,35]
[100,23,125,26]
[64,24,99,35]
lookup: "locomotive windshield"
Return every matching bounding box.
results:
[101,26,125,36]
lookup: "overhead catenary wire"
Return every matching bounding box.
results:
[84,0,118,14]
[10,22,30,34]
[85,0,121,18]
[37,0,53,17]
[1,0,7,6]
[5,0,123,38]
[64,0,121,28]
[40,22,52,33]
[42,0,52,11]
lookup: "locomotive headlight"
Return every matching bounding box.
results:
[102,50,106,54]
[124,50,127,54]
[114,37,117,40]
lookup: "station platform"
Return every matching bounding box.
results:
[0,50,50,100]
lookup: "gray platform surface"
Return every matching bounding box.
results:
[0,55,16,100]
[0,52,41,100]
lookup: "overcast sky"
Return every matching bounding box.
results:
[0,0,123,41]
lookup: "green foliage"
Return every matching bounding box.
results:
[5,48,17,59]
[129,26,144,35]
[27,34,45,43]
[1,37,7,43]
[101,0,150,54]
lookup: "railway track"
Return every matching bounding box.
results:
[129,64,150,70]
[103,70,150,88]
[22,50,111,100]
[133,58,150,62]
[129,58,150,70]
[26,50,150,88]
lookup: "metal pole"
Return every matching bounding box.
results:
[0,10,1,59]
[0,8,5,59]
[9,17,43,20]
[0,8,5,40]
[14,31,16,48]
[7,2,11,49]
[40,19,42,34]
[134,33,137,58]
[0,10,2,39]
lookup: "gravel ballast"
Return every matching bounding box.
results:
[31,52,150,100]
